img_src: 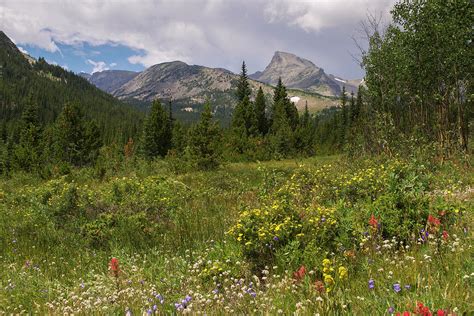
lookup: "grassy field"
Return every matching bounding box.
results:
[0,155,472,315]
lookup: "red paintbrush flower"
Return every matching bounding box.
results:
[369,214,378,228]
[293,265,306,281]
[314,280,325,293]
[109,257,120,278]
[416,302,432,316]
[436,310,445,316]
[428,215,441,226]
[442,230,449,240]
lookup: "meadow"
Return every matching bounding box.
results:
[0,155,472,315]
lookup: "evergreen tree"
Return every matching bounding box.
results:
[171,121,187,154]
[13,101,42,171]
[254,87,268,135]
[141,100,172,159]
[272,77,299,130]
[236,61,251,102]
[54,102,87,166]
[295,102,314,155]
[83,120,102,164]
[338,86,348,147]
[349,91,355,126]
[187,101,222,170]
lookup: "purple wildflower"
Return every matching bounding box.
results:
[155,294,164,304]
[404,284,411,290]
[388,306,395,314]
[393,283,401,293]
[368,279,375,289]
[273,236,279,241]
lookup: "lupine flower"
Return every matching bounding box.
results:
[273,236,279,241]
[368,278,375,289]
[388,307,395,314]
[393,283,401,293]
[404,284,411,290]
[155,294,164,304]
[109,257,120,278]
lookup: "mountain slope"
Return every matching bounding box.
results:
[0,31,143,143]
[79,70,139,93]
[112,60,338,113]
[250,51,360,97]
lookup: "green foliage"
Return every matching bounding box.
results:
[185,101,222,170]
[53,102,102,166]
[141,100,172,159]
[362,0,473,155]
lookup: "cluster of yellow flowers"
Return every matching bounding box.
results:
[322,258,348,293]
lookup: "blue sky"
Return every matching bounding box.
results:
[19,42,146,74]
[2,0,395,78]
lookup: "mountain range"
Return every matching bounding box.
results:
[79,52,362,113]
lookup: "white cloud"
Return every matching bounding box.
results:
[0,0,397,78]
[86,59,109,73]
[17,46,28,54]
[109,62,117,67]
[263,0,394,32]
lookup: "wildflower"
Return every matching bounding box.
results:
[314,280,325,293]
[109,257,120,278]
[273,236,279,241]
[404,284,411,290]
[324,274,334,285]
[428,215,441,226]
[388,306,394,314]
[293,265,306,281]
[393,283,401,293]
[442,231,449,240]
[436,309,445,316]
[338,266,348,280]
[368,278,375,289]
[155,294,164,304]
[369,214,378,228]
[416,302,432,316]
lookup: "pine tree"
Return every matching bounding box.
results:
[349,91,356,125]
[141,100,172,159]
[83,120,102,164]
[295,102,314,155]
[236,61,251,102]
[254,87,268,135]
[187,101,222,170]
[54,102,87,166]
[13,101,42,171]
[338,86,348,148]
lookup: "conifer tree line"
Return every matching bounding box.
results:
[1,0,471,176]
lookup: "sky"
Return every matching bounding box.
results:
[0,0,395,79]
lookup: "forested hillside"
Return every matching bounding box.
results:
[0,31,143,145]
